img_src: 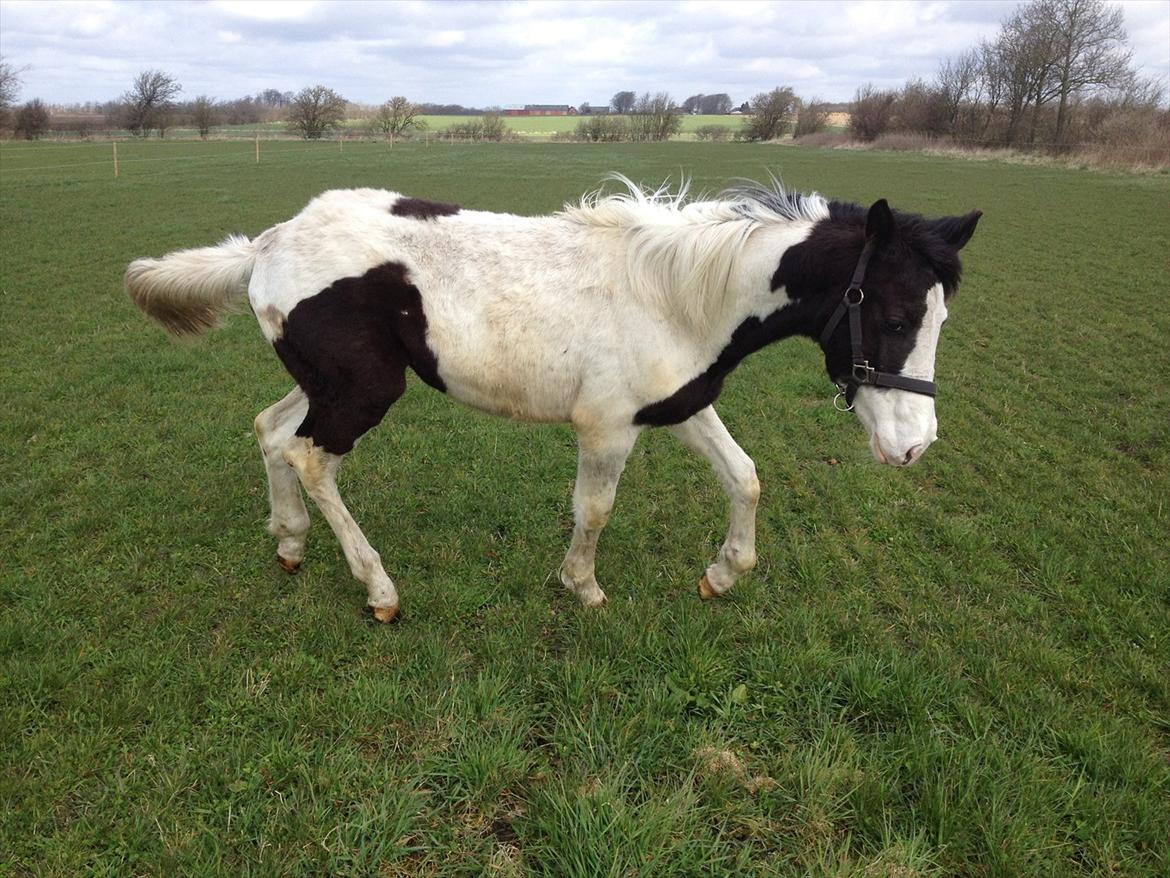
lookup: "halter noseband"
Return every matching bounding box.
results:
[819,239,938,412]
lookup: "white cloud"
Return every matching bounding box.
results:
[212,0,319,22]
[0,0,1165,107]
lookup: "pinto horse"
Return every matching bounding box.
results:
[126,177,980,622]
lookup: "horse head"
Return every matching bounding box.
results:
[816,199,982,466]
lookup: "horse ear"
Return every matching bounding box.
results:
[932,210,983,251]
[866,199,896,243]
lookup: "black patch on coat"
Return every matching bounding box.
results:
[390,197,461,221]
[272,262,444,454]
[634,305,805,426]
[635,199,974,426]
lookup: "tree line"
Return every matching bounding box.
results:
[844,0,1163,152]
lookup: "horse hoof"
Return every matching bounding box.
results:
[698,575,717,601]
[276,554,301,574]
[576,586,607,608]
[370,604,401,624]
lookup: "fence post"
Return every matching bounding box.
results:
[255,130,259,164]
[113,141,119,178]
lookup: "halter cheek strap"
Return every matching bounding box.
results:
[819,240,938,411]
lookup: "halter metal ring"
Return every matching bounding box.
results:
[832,389,854,412]
[845,286,864,306]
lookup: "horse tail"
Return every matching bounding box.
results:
[125,234,256,337]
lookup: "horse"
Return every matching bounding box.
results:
[125,177,981,623]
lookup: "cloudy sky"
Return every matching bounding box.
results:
[2,0,1167,108]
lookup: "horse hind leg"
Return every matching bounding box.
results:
[254,387,311,572]
[283,435,401,622]
[276,352,407,620]
[263,270,414,619]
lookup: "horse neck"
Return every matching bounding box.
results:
[707,220,824,349]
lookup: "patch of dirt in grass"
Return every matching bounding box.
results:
[693,746,776,794]
[488,816,520,845]
[379,851,430,878]
[1115,440,1157,468]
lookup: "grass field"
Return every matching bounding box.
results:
[2,140,1168,876]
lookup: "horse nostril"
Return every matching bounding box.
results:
[904,444,926,465]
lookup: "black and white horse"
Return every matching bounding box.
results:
[126,177,980,622]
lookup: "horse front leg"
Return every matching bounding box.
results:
[668,406,760,600]
[559,426,640,607]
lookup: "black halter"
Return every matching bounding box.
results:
[819,239,938,411]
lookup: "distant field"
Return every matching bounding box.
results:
[415,114,749,139]
[135,114,751,140]
[2,141,1168,876]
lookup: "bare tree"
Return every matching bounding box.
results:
[892,78,951,136]
[966,0,1134,147]
[372,96,423,141]
[192,95,216,140]
[287,85,347,139]
[794,97,830,137]
[122,69,182,138]
[682,93,705,114]
[974,39,1008,138]
[936,49,982,132]
[611,90,636,114]
[849,84,897,141]
[1110,73,1168,112]
[1048,0,1132,145]
[14,98,49,139]
[628,92,681,141]
[745,86,798,141]
[0,56,26,128]
[991,1,1072,144]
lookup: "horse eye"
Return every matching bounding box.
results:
[884,319,905,334]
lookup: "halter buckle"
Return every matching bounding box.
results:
[852,361,874,383]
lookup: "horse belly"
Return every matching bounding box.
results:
[428,313,584,422]
[438,346,581,421]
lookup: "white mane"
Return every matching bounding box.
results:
[560,174,829,332]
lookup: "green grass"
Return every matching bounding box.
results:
[1,140,1168,876]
